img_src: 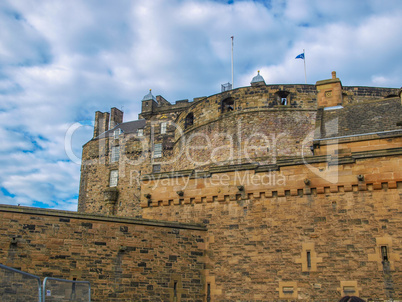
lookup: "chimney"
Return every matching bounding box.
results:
[93,111,110,138]
[110,107,123,129]
[316,71,343,108]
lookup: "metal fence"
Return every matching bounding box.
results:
[0,263,42,302]
[0,264,91,302]
[43,277,91,302]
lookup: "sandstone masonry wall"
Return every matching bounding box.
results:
[0,206,206,302]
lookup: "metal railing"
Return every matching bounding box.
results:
[0,263,42,302]
[43,277,91,302]
[0,264,91,301]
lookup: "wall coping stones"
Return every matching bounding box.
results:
[0,204,207,231]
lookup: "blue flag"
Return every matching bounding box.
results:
[295,53,305,60]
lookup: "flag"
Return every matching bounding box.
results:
[295,53,304,60]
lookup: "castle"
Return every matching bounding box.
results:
[1,71,401,301]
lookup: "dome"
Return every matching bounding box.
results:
[250,70,266,86]
[142,89,156,101]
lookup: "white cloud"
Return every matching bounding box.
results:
[0,0,402,210]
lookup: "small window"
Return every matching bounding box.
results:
[381,246,389,261]
[153,143,162,158]
[113,128,122,139]
[161,122,167,134]
[275,91,290,106]
[110,170,118,187]
[152,164,161,173]
[343,286,356,295]
[221,97,234,113]
[283,287,294,294]
[184,113,194,129]
[173,281,177,300]
[111,146,120,163]
[307,251,311,268]
[137,129,144,136]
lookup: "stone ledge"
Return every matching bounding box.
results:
[141,181,401,208]
[0,204,206,231]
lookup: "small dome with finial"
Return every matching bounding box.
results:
[142,89,156,101]
[250,70,266,86]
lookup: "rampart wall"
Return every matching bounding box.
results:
[0,206,206,302]
[140,150,402,301]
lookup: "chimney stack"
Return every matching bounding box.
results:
[110,107,123,129]
[93,111,110,138]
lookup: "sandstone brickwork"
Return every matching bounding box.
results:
[0,205,206,302]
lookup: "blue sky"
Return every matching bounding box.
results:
[1,0,402,211]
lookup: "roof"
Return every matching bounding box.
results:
[250,70,265,84]
[96,119,146,139]
[318,98,402,139]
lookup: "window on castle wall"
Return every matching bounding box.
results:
[110,170,118,187]
[275,91,290,106]
[153,143,162,158]
[113,128,122,139]
[343,286,356,296]
[221,98,234,113]
[153,164,161,173]
[184,113,194,129]
[161,122,167,134]
[381,246,389,261]
[137,129,144,136]
[111,146,120,163]
[307,251,311,268]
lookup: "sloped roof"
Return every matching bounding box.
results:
[97,119,146,139]
[318,98,402,139]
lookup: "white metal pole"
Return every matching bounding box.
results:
[231,36,234,89]
[303,48,307,84]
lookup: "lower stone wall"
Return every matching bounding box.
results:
[0,205,206,302]
[143,185,402,301]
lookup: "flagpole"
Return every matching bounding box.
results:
[303,48,307,84]
[231,36,234,89]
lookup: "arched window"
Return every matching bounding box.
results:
[221,97,234,113]
[274,91,290,106]
[184,113,194,129]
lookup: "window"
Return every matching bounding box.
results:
[161,122,167,134]
[275,91,290,106]
[381,246,389,261]
[110,170,118,187]
[185,113,194,129]
[113,128,122,139]
[111,146,120,163]
[307,251,311,268]
[137,129,144,136]
[221,98,234,113]
[343,286,356,295]
[153,143,162,158]
[152,164,161,173]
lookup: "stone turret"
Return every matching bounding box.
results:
[141,89,158,115]
[250,70,266,86]
[316,71,343,108]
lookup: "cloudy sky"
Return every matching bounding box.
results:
[1,0,402,211]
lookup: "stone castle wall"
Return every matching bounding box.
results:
[140,153,402,301]
[0,206,206,302]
